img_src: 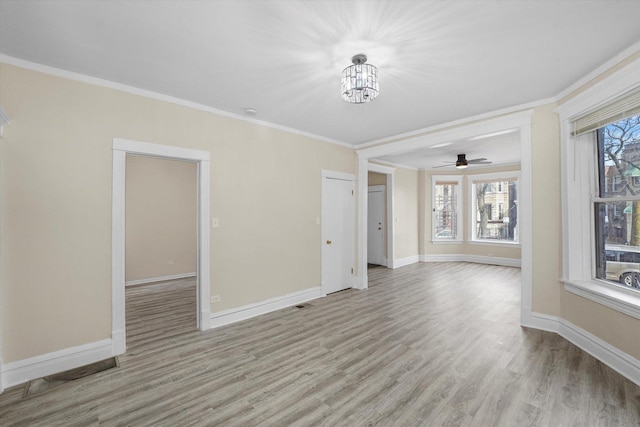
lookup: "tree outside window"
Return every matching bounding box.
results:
[472,177,518,242]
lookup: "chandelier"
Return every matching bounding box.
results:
[341,54,379,104]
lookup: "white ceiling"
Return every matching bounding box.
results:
[1,0,640,167]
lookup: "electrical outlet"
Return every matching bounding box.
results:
[211,295,221,303]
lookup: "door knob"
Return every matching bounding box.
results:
[326,240,332,244]
[378,227,382,230]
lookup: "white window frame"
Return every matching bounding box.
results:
[431,175,463,243]
[468,171,520,246]
[556,57,640,320]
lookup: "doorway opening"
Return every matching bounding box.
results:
[124,155,198,347]
[112,138,211,356]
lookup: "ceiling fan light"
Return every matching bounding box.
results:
[455,163,468,169]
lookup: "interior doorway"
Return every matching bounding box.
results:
[112,138,211,356]
[367,184,386,266]
[124,155,198,343]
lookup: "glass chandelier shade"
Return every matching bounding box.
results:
[341,54,379,104]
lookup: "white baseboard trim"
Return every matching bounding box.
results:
[125,272,196,286]
[525,312,640,387]
[1,339,113,391]
[392,255,420,269]
[210,286,323,329]
[420,254,521,268]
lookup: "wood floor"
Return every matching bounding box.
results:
[1,262,639,426]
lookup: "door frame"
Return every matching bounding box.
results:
[112,138,211,355]
[321,170,356,296]
[367,184,387,266]
[355,110,532,323]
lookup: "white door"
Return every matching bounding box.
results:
[367,186,385,266]
[322,175,355,295]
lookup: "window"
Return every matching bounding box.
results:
[469,172,519,243]
[432,175,462,242]
[594,115,640,291]
[558,69,640,319]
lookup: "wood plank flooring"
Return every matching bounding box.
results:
[1,263,639,426]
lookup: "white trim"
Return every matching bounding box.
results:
[125,272,197,286]
[0,360,3,393]
[112,138,211,356]
[320,169,356,181]
[555,40,640,102]
[358,100,551,149]
[392,255,420,269]
[467,240,521,248]
[359,161,396,278]
[112,149,126,355]
[420,254,521,268]
[210,287,322,329]
[523,313,640,387]
[0,55,352,149]
[367,163,396,175]
[1,339,113,390]
[357,111,533,160]
[563,280,640,321]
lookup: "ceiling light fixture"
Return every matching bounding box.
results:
[341,54,379,104]
[455,154,468,169]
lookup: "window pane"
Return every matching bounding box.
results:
[598,115,640,198]
[434,183,457,239]
[595,201,640,289]
[474,180,517,241]
[595,115,640,291]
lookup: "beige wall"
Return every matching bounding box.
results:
[367,171,386,186]
[0,63,356,362]
[530,104,562,316]
[421,165,522,260]
[125,156,197,283]
[393,167,420,260]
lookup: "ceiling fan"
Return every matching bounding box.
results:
[434,154,492,169]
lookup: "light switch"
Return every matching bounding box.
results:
[211,217,220,228]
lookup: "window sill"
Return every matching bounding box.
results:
[431,239,463,245]
[468,240,520,248]
[562,279,640,320]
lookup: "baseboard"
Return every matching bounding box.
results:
[1,339,113,391]
[525,312,640,387]
[392,255,420,269]
[420,254,521,268]
[210,287,323,329]
[125,272,196,286]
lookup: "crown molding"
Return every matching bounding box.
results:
[0,55,354,149]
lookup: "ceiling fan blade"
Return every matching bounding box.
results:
[432,164,454,168]
[467,158,488,163]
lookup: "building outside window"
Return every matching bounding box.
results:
[470,174,519,243]
[432,175,462,242]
